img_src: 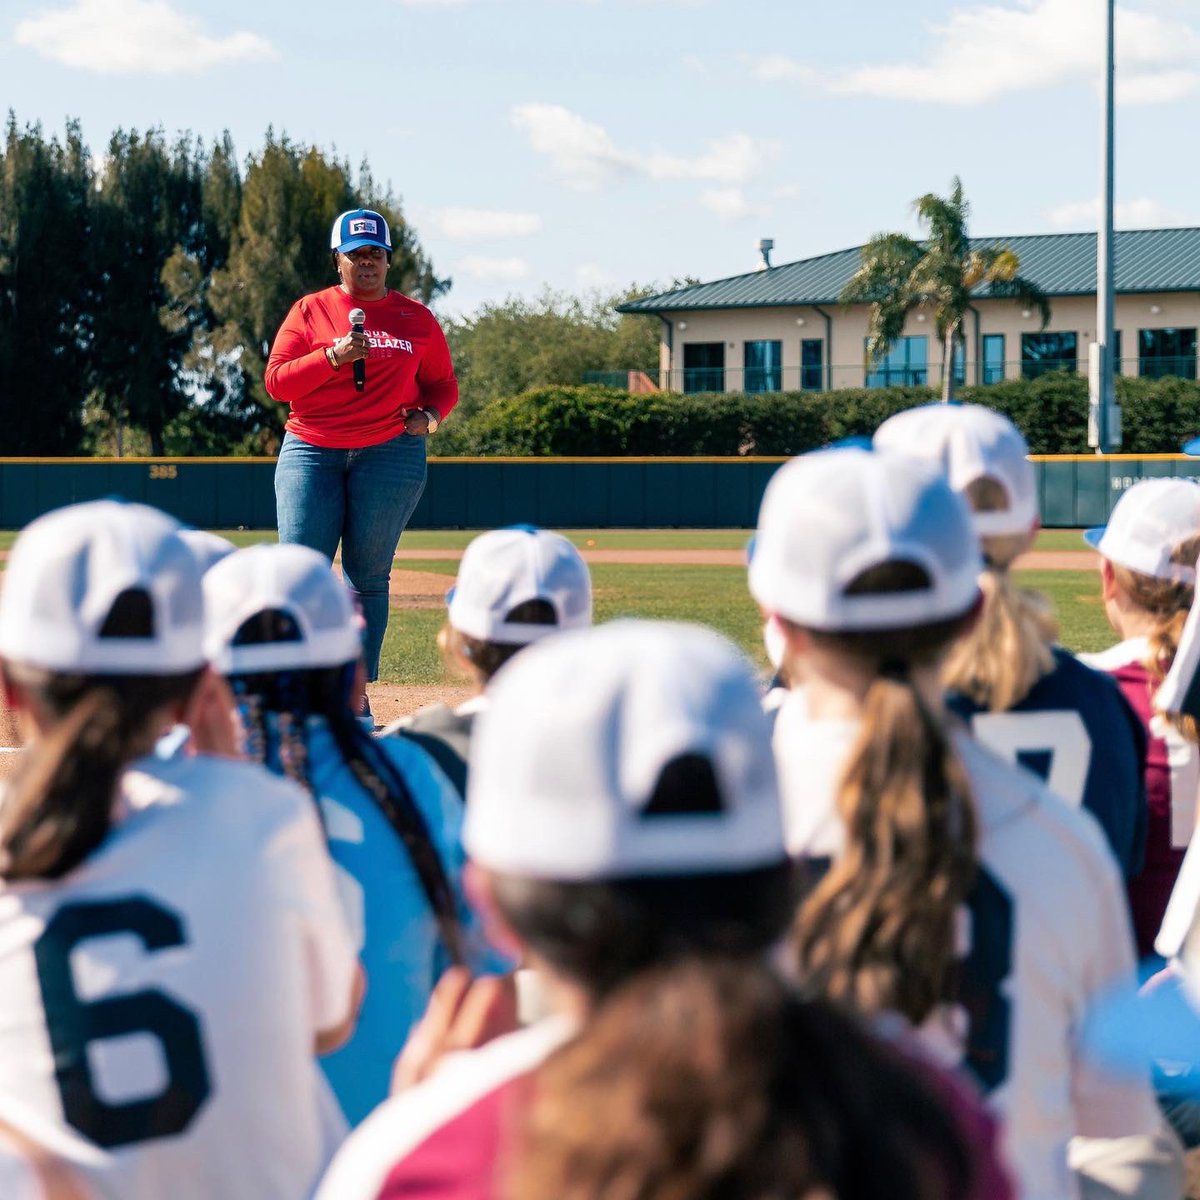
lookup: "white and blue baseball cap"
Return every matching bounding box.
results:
[749,447,982,632]
[465,620,785,880]
[447,526,592,646]
[1084,478,1200,585]
[874,403,1038,538]
[330,208,392,255]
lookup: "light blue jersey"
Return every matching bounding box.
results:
[265,717,501,1127]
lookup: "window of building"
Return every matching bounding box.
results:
[866,336,928,388]
[744,340,783,393]
[952,341,966,387]
[1139,328,1197,379]
[1021,332,1077,379]
[801,339,823,391]
[982,334,1005,385]
[682,343,725,393]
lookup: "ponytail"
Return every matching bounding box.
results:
[941,563,1056,711]
[231,664,466,965]
[508,958,975,1200]
[786,559,979,1026]
[794,661,977,1024]
[0,667,202,881]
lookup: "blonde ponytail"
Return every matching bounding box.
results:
[941,564,1056,711]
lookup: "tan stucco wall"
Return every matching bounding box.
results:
[660,291,1200,390]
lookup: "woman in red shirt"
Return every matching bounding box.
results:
[265,208,458,719]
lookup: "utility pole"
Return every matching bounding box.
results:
[1090,0,1119,453]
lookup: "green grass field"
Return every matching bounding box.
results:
[0,526,1111,685]
[376,530,1110,686]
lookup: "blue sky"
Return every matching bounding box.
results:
[4,0,1199,316]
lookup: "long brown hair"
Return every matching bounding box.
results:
[941,477,1056,712]
[791,562,979,1024]
[0,664,201,882]
[508,958,976,1200]
[1113,533,1200,741]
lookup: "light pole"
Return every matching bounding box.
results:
[1090,0,1118,453]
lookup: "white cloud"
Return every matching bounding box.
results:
[745,53,816,83]
[644,133,771,184]
[510,105,635,190]
[511,103,775,190]
[1045,196,1192,228]
[430,207,541,243]
[459,256,531,283]
[13,0,276,74]
[699,187,762,223]
[810,0,1200,106]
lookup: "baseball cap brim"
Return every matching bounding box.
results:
[1083,527,1105,550]
[336,236,389,253]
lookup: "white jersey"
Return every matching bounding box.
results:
[773,695,1161,1200]
[0,754,358,1200]
[0,1091,108,1199]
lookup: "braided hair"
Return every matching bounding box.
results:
[228,609,465,964]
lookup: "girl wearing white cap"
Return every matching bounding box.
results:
[318,620,1009,1200]
[0,500,359,1200]
[385,525,593,798]
[203,542,499,1127]
[874,404,1147,880]
[750,448,1178,1200]
[1080,478,1200,959]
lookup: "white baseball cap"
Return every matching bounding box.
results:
[464,620,785,880]
[874,403,1038,538]
[749,447,983,631]
[0,499,206,675]
[203,544,362,674]
[178,529,236,575]
[1084,478,1200,585]
[447,526,592,645]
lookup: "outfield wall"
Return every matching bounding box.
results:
[0,455,1197,530]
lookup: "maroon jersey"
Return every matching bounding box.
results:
[1083,637,1199,956]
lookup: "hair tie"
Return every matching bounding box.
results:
[879,658,910,681]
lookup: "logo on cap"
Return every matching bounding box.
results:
[349,218,378,236]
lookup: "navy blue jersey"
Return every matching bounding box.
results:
[948,647,1148,879]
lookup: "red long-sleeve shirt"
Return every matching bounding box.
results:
[265,286,458,449]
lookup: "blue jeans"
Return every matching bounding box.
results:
[275,431,427,681]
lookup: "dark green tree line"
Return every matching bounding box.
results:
[0,115,448,455]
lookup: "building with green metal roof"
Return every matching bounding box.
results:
[615,228,1200,394]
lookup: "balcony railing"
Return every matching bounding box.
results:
[580,356,1197,394]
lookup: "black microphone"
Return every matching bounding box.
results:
[349,308,366,392]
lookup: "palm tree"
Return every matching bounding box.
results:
[840,178,1050,402]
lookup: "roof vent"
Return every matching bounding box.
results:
[756,238,774,271]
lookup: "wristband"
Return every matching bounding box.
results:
[325,346,340,371]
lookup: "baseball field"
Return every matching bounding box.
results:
[0,526,1104,742]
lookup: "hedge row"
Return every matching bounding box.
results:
[434,374,1200,457]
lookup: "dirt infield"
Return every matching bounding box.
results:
[392,546,1100,572]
